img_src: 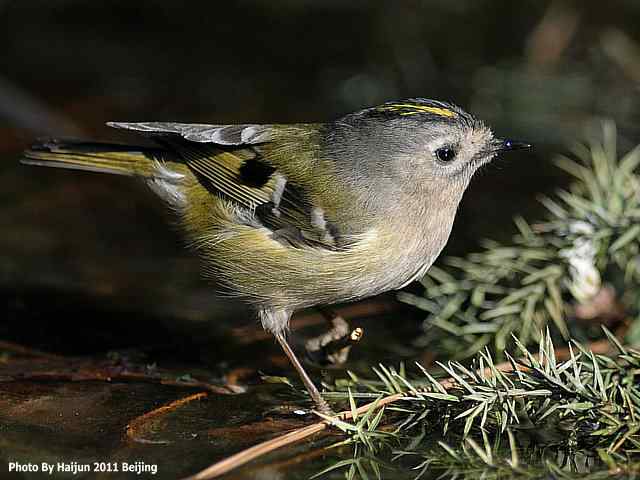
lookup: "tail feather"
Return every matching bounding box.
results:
[22,139,172,178]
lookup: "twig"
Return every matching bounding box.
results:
[181,338,614,479]
[0,364,237,395]
[239,440,338,476]
[0,340,66,361]
[231,298,397,344]
[126,392,209,444]
[0,74,83,136]
[525,1,580,69]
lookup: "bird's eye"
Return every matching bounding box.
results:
[435,147,456,163]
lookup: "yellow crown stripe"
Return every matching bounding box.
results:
[378,103,456,118]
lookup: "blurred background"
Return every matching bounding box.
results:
[1,1,640,478]
[1,0,640,357]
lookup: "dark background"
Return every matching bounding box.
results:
[1,0,640,356]
[1,2,640,478]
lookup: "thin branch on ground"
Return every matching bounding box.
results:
[126,391,209,445]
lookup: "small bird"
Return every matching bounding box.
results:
[22,98,530,413]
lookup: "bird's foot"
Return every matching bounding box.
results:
[305,314,363,367]
[313,396,335,416]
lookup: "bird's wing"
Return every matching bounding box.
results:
[107,122,273,145]
[108,122,342,249]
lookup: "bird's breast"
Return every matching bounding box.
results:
[371,202,457,291]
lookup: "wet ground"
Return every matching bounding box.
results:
[0,287,424,479]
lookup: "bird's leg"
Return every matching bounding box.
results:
[305,307,363,366]
[275,332,333,414]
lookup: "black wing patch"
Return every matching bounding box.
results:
[177,141,275,210]
[239,158,276,188]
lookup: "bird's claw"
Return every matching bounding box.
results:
[305,315,363,367]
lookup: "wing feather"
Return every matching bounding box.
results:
[107,122,273,145]
[107,121,341,249]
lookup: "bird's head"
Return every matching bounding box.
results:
[326,98,531,202]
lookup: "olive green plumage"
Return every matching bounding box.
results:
[23,99,530,335]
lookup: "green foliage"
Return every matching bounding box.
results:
[400,123,640,358]
[320,330,640,479]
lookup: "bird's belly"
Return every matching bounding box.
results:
[200,208,450,310]
[299,230,441,305]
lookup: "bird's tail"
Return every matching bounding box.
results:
[22,138,174,178]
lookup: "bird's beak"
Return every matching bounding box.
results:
[493,138,532,153]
